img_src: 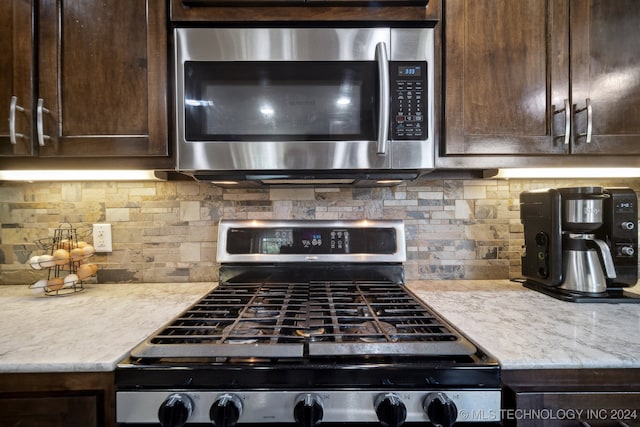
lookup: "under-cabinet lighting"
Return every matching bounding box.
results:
[209,181,239,185]
[485,168,640,179]
[376,180,404,185]
[260,179,356,185]
[0,170,164,181]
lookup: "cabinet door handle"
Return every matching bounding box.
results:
[554,99,571,145]
[9,96,26,144]
[579,418,629,427]
[585,98,593,143]
[563,99,571,145]
[375,41,390,155]
[36,98,51,147]
[576,98,593,143]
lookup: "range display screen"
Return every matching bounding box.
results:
[226,227,396,255]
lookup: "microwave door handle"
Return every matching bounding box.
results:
[375,42,390,155]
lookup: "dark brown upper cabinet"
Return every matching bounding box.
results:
[180,0,426,5]
[443,0,640,157]
[38,0,168,158]
[170,0,439,22]
[0,0,34,156]
[569,0,640,155]
[0,0,168,159]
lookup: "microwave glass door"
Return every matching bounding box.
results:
[183,61,377,141]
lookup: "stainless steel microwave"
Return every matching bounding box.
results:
[174,27,435,186]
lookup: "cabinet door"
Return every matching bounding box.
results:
[170,0,438,22]
[181,0,426,4]
[0,395,99,427]
[0,0,34,156]
[513,391,640,426]
[443,0,570,155]
[37,0,167,157]
[306,0,427,3]
[182,0,304,4]
[570,0,640,155]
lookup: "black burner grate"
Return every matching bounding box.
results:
[131,282,476,359]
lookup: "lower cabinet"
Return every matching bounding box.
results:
[502,369,640,427]
[0,395,99,427]
[0,372,114,427]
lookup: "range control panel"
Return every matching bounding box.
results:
[226,226,396,255]
[216,220,406,264]
[390,62,428,140]
[117,389,501,425]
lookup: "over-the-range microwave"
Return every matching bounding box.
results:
[174,27,435,186]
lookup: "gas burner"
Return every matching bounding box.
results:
[292,301,328,341]
[358,321,398,343]
[222,322,265,344]
[294,326,327,340]
[244,304,280,319]
[357,306,383,317]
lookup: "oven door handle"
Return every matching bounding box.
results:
[376,41,390,155]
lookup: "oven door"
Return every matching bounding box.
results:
[174,27,434,176]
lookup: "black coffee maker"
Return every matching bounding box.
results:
[520,186,639,302]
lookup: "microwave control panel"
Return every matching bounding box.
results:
[390,62,428,140]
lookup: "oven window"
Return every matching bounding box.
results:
[183,61,377,141]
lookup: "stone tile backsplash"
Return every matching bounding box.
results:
[1,177,638,285]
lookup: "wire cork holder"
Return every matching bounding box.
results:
[28,223,98,296]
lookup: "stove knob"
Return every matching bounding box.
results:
[423,392,458,427]
[158,393,194,427]
[293,393,324,427]
[209,393,243,427]
[374,393,407,427]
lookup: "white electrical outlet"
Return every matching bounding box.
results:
[93,223,113,253]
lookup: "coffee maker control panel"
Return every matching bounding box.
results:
[603,189,638,282]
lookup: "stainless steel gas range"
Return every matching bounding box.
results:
[116,220,500,427]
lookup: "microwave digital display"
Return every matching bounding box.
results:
[398,65,422,77]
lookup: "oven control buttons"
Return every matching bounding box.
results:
[209,393,243,427]
[157,393,194,427]
[293,393,324,427]
[423,392,458,427]
[374,393,407,427]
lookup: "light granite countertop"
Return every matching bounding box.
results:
[2,280,640,373]
[0,282,215,373]
[407,280,640,370]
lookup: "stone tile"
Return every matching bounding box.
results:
[180,201,201,222]
[463,184,487,200]
[82,188,107,202]
[180,242,201,262]
[455,200,473,219]
[106,208,130,222]
[2,178,639,284]
[223,190,269,201]
[270,188,315,201]
[61,183,82,202]
[272,200,293,218]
